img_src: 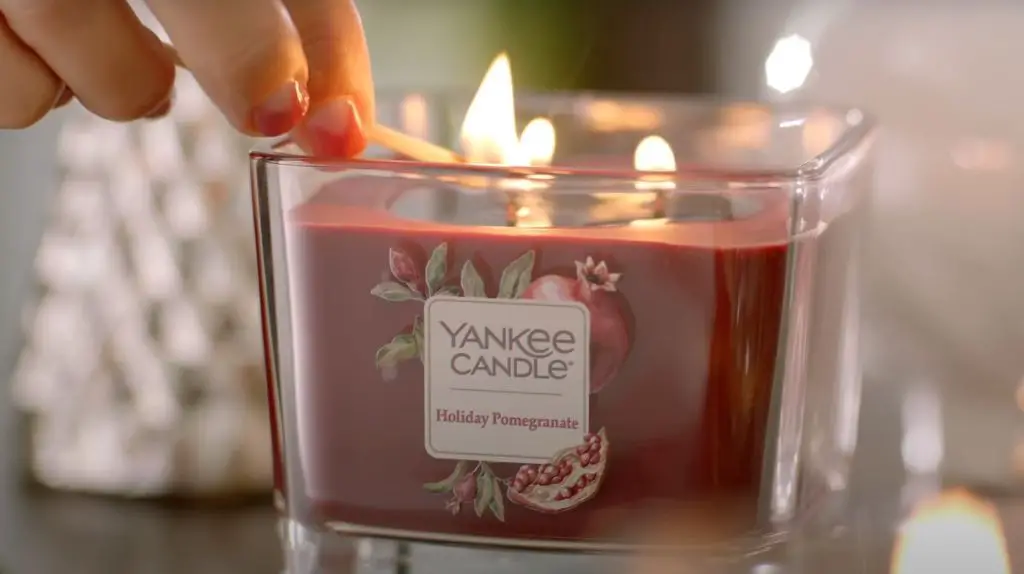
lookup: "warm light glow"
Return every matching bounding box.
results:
[900,384,944,475]
[634,135,676,172]
[628,218,669,228]
[583,100,663,133]
[518,117,556,167]
[802,111,843,158]
[460,53,519,164]
[587,135,677,226]
[952,138,1011,172]
[765,34,813,95]
[506,117,556,226]
[893,490,1010,574]
[507,192,551,228]
[634,135,676,193]
[399,94,429,140]
[712,104,772,152]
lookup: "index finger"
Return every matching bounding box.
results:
[284,0,374,157]
[145,0,309,136]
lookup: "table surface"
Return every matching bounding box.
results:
[2,387,1023,574]
[6,472,1024,574]
[0,456,282,574]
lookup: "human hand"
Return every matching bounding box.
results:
[0,0,373,157]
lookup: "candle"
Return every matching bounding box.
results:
[893,490,1010,574]
[252,54,874,550]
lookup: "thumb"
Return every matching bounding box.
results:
[284,0,374,158]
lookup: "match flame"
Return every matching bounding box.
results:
[460,53,520,165]
[892,489,1010,574]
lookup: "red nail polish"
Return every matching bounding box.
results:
[252,81,310,136]
[144,94,174,119]
[303,98,367,158]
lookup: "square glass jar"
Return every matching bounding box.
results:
[250,93,875,569]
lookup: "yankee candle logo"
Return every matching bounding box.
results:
[424,296,590,461]
[438,320,577,380]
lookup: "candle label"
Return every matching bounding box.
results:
[372,242,627,519]
[423,296,591,464]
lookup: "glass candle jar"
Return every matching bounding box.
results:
[250,93,874,567]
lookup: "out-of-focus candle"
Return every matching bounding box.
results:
[893,489,1010,574]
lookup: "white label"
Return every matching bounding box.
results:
[423,297,590,463]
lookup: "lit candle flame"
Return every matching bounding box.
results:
[892,489,1010,574]
[602,135,677,224]
[457,53,554,226]
[587,135,678,224]
[459,53,520,165]
[634,135,676,195]
[634,135,676,173]
[507,116,555,227]
[518,117,556,167]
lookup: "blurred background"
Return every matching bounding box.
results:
[2,0,1024,572]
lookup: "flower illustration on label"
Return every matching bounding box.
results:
[423,461,506,521]
[370,244,456,370]
[389,247,422,290]
[371,243,623,519]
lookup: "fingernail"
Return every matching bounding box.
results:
[145,94,174,119]
[252,81,310,136]
[303,98,366,158]
[50,85,72,110]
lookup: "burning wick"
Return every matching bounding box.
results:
[454,52,559,228]
[166,44,463,163]
[634,135,676,220]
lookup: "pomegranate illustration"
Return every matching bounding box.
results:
[446,470,478,514]
[507,429,609,513]
[521,257,629,393]
[388,247,422,292]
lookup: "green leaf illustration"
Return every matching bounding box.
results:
[474,471,493,517]
[422,460,468,493]
[371,281,421,302]
[434,285,460,297]
[488,476,506,522]
[497,250,536,299]
[425,243,448,295]
[375,333,418,368]
[413,316,425,360]
[460,261,486,298]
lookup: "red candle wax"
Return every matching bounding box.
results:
[276,177,846,546]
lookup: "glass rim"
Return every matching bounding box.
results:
[250,92,877,185]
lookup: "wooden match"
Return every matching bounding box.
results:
[167,44,464,164]
[366,124,464,164]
